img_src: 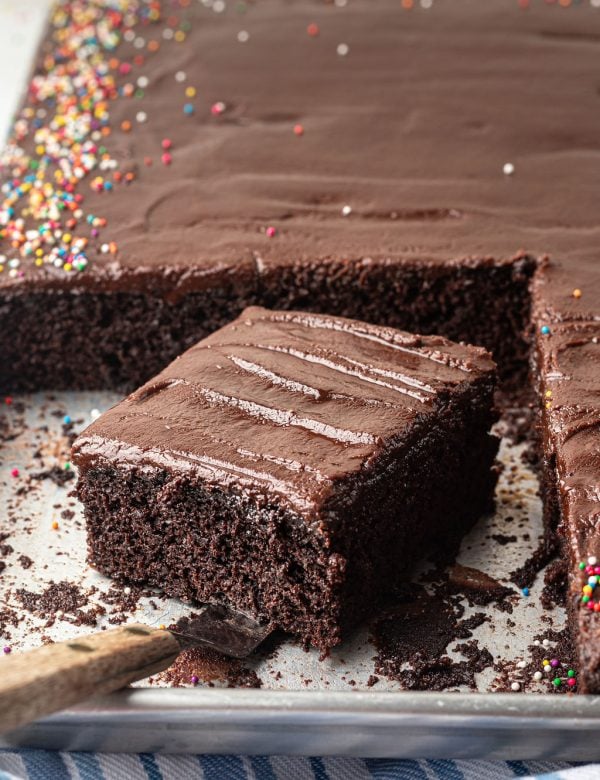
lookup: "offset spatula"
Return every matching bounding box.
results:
[0,604,272,733]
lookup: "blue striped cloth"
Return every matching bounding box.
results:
[0,754,592,780]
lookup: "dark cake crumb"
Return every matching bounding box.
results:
[158,646,262,689]
[16,581,88,616]
[447,564,514,607]
[30,466,74,487]
[510,536,558,590]
[491,534,517,546]
[370,589,492,691]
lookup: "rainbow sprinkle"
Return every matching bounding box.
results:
[579,555,600,611]
[0,1,163,279]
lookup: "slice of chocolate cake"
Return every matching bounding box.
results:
[72,307,499,650]
[532,261,600,694]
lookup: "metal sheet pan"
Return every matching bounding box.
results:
[0,391,598,758]
[1,0,599,761]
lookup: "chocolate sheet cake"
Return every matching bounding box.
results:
[0,0,598,687]
[71,306,499,650]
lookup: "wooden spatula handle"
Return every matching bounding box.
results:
[0,624,180,733]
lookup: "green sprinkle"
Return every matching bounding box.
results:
[582,595,590,603]
[580,562,586,570]
[567,669,575,678]
[64,462,71,471]
[135,89,144,99]
[552,678,562,687]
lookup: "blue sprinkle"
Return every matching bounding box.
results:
[522,587,529,597]
[63,415,71,425]
[183,103,195,116]
[104,182,113,191]
[541,325,550,335]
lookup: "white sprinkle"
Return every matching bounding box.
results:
[237,30,250,43]
[420,0,433,7]
[124,30,135,42]
[511,682,521,691]
[591,0,600,8]
[100,243,110,254]
[175,70,187,83]
[334,0,348,6]
[544,664,552,673]
[134,37,145,49]
[337,42,350,57]
[517,660,527,669]
[123,587,132,595]
[8,258,19,269]
[90,408,101,421]
[542,639,550,647]
[163,28,174,40]
[136,111,147,123]
[8,268,18,278]
[341,204,352,216]
[533,640,540,646]
[588,555,598,565]
[53,258,63,268]
[137,76,149,89]
[55,610,64,619]
[213,0,226,12]
[503,162,515,176]
[533,671,543,681]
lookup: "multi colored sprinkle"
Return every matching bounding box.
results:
[578,555,600,611]
[537,657,577,689]
[0,2,155,278]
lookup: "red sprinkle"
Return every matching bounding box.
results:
[161,138,172,150]
[266,226,277,238]
[4,397,12,405]
[293,124,304,136]
[307,23,319,37]
[161,152,172,165]
[10,468,19,478]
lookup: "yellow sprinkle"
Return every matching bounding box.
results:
[572,288,582,299]
[545,389,552,398]
[0,265,4,273]
[185,86,196,98]
[62,233,72,244]
[35,258,43,267]
[63,262,73,272]
[158,624,166,630]
[51,521,59,530]
[545,401,551,409]
[174,30,186,42]
[542,659,549,667]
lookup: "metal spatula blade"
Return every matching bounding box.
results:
[0,604,272,734]
[170,604,273,658]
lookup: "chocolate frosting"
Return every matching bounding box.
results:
[72,306,495,515]
[3,0,600,297]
